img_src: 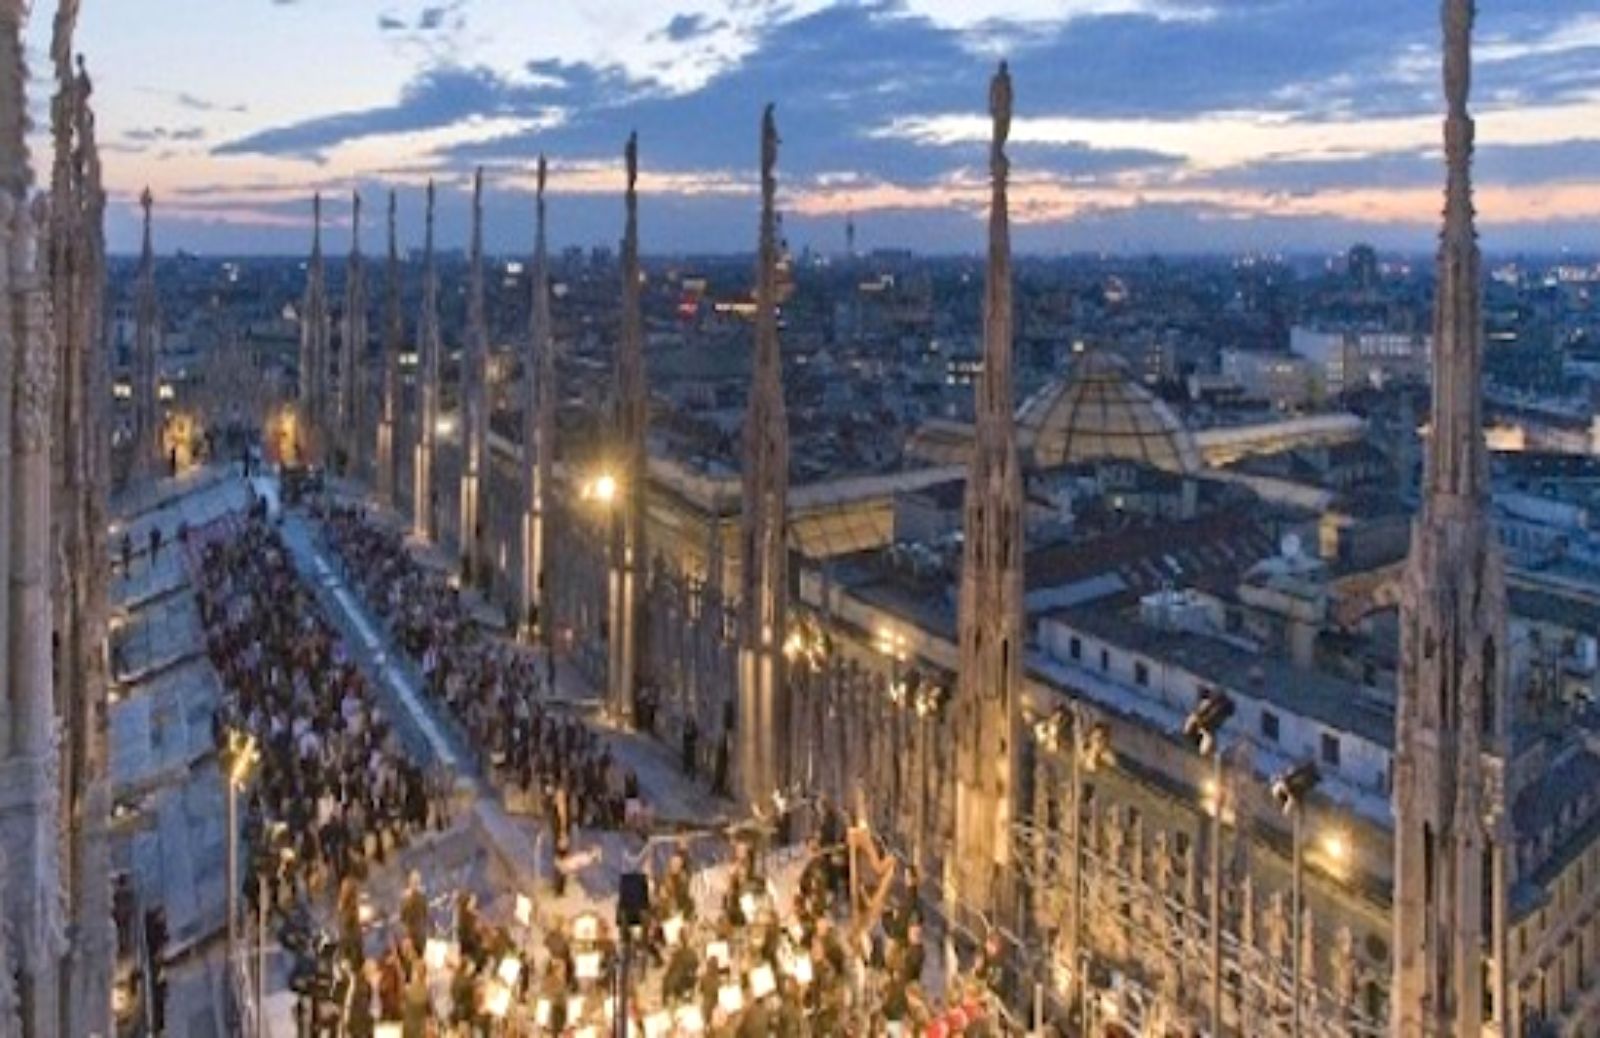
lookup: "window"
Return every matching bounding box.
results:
[1260,710,1280,743]
[1100,649,1110,672]
[1069,636,1082,661]
[1321,733,1342,768]
[1135,661,1150,687]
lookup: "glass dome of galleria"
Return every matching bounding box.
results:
[1018,351,1201,474]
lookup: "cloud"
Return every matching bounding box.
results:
[101,0,1600,254]
[215,65,563,160]
[123,125,208,146]
[168,91,247,115]
[658,13,731,43]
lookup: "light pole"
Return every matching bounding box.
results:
[1271,762,1322,1038]
[783,614,830,817]
[220,729,259,1012]
[876,627,909,838]
[1033,703,1113,1034]
[1183,689,1236,1038]
[582,469,625,721]
[257,826,294,1038]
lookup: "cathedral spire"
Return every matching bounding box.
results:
[951,60,1023,922]
[1392,3,1511,1034]
[415,179,441,540]
[736,104,791,808]
[1428,0,1486,502]
[342,190,367,473]
[608,133,648,726]
[3,4,70,1032]
[134,188,161,476]
[524,155,556,646]
[460,168,490,586]
[375,189,401,507]
[299,192,330,460]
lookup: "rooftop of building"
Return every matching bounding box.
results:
[1046,603,1395,748]
[1018,351,1202,475]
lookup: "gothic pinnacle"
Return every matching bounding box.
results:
[313,192,322,252]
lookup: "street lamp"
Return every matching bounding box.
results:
[874,627,911,838]
[220,728,259,1005]
[1272,761,1322,1038]
[1183,689,1235,1038]
[256,822,294,1038]
[1034,704,1113,1034]
[582,471,618,506]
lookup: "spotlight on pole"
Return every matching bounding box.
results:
[1183,690,1235,756]
[1271,761,1322,814]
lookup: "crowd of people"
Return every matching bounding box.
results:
[173,486,1023,1035]
[320,504,643,842]
[194,504,448,896]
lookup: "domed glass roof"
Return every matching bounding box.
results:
[1018,352,1200,474]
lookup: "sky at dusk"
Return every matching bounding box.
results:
[31,0,1600,256]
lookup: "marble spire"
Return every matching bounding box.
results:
[1392,2,1512,1035]
[460,167,489,586]
[736,104,790,809]
[951,61,1023,920]
[62,48,112,1038]
[376,190,401,507]
[133,189,160,476]
[342,191,368,474]
[2,2,69,1032]
[523,156,556,644]
[414,180,440,540]
[607,133,648,726]
[298,193,330,462]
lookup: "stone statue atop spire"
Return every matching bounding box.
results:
[375,189,400,507]
[415,180,441,540]
[460,167,490,587]
[608,133,648,726]
[736,104,791,809]
[524,156,556,649]
[951,60,1023,924]
[342,190,368,475]
[1393,2,1511,1034]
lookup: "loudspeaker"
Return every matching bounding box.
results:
[618,871,650,929]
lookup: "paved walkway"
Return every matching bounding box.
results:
[110,467,256,1038]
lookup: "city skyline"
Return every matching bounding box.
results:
[41,0,1600,256]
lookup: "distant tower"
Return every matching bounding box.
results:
[459,169,490,587]
[299,194,330,462]
[374,190,401,508]
[1392,3,1512,1036]
[414,181,441,541]
[736,105,791,808]
[951,62,1023,919]
[846,212,856,260]
[133,188,161,476]
[608,134,649,726]
[524,156,556,644]
[1348,242,1379,292]
[342,191,368,475]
